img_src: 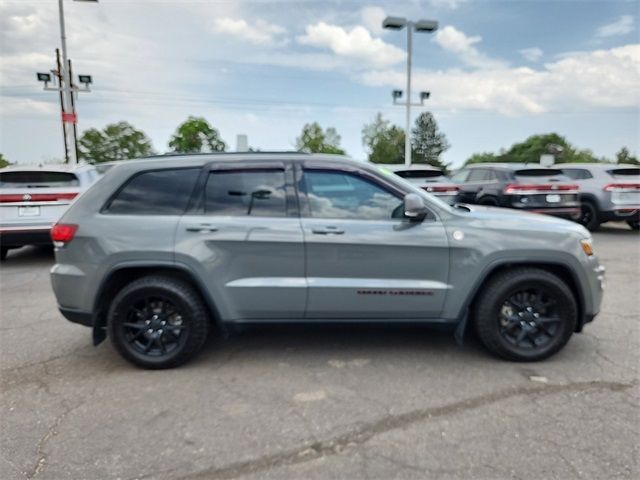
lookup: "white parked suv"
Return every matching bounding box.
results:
[0,164,100,260]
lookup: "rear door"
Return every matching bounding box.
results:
[298,163,450,319]
[175,162,306,321]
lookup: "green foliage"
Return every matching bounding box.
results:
[463,133,608,166]
[616,147,639,165]
[78,122,155,164]
[169,116,226,153]
[411,112,450,170]
[362,113,405,164]
[0,153,10,169]
[296,122,345,154]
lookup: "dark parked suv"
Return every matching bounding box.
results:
[50,153,603,368]
[451,164,580,220]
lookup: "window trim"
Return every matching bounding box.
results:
[101,167,202,216]
[297,165,415,221]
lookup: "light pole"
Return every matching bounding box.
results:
[36,0,97,164]
[383,16,438,166]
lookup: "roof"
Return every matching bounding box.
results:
[0,163,95,173]
[557,163,639,170]
[466,163,562,170]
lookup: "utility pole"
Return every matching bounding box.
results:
[383,16,438,166]
[36,0,97,164]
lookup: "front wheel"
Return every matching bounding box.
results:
[473,268,577,361]
[108,276,210,369]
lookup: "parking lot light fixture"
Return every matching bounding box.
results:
[383,15,438,166]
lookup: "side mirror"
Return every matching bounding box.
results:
[404,193,427,221]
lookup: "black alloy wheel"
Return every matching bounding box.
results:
[578,202,599,231]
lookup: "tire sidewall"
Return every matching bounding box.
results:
[475,270,577,361]
[108,278,208,369]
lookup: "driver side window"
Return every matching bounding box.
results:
[302,170,403,220]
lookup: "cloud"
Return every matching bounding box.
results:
[596,15,634,38]
[519,47,543,62]
[361,44,640,115]
[428,0,470,9]
[210,18,287,46]
[435,25,506,69]
[297,22,405,68]
[360,6,386,35]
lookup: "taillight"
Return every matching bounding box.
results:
[503,184,579,194]
[422,185,459,194]
[0,192,78,203]
[603,183,640,192]
[50,224,78,244]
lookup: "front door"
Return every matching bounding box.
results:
[175,162,306,321]
[298,165,450,319]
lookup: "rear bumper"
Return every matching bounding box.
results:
[523,207,581,220]
[599,207,640,223]
[0,226,52,247]
[58,306,93,327]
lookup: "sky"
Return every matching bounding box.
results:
[0,0,639,168]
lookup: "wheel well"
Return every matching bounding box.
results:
[468,262,585,332]
[93,266,221,331]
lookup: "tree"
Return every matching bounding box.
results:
[78,122,155,164]
[362,113,405,164]
[411,112,450,169]
[464,152,497,165]
[0,153,10,169]
[169,116,226,153]
[296,122,345,154]
[616,147,639,165]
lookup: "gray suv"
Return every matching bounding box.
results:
[559,163,639,231]
[50,153,604,368]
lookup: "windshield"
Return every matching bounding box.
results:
[0,171,79,188]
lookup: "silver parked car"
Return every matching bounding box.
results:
[50,153,604,368]
[0,164,100,260]
[559,163,639,231]
[383,164,460,205]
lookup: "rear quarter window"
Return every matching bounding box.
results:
[104,168,200,215]
[0,171,79,188]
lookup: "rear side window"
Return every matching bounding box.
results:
[561,168,593,180]
[0,171,79,188]
[467,169,489,182]
[205,169,287,217]
[105,168,199,215]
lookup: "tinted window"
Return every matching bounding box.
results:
[608,168,640,178]
[106,168,199,215]
[303,170,402,220]
[205,169,286,217]
[394,170,443,179]
[0,171,79,188]
[467,169,489,182]
[450,170,469,183]
[561,168,593,180]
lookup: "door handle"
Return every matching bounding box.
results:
[311,226,345,235]
[185,224,219,233]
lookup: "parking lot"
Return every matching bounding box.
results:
[0,224,638,480]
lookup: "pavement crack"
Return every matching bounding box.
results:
[177,379,632,480]
[26,400,83,480]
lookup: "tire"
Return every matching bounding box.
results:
[479,197,499,206]
[0,247,7,261]
[108,275,210,369]
[473,267,577,361]
[627,220,639,231]
[578,201,600,231]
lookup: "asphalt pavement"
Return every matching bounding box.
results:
[1,224,638,479]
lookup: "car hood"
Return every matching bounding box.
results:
[452,204,589,236]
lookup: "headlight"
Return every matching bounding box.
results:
[580,239,594,256]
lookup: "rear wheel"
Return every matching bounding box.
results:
[474,268,577,361]
[627,220,639,231]
[578,201,600,231]
[0,247,7,261]
[108,276,210,369]
[479,197,499,206]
